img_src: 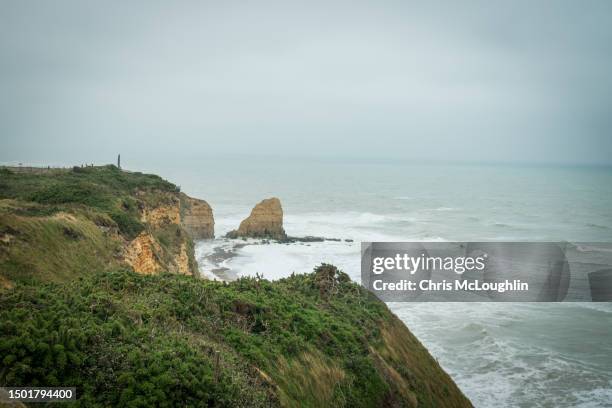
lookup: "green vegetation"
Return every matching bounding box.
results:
[0,210,123,285]
[0,165,177,239]
[0,265,471,407]
[0,165,177,207]
[153,223,198,273]
[0,166,195,282]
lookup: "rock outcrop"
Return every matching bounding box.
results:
[141,202,181,228]
[127,192,213,275]
[124,231,195,276]
[227,197,287,239]
[176,243,192,275]
[125,232,163,275]
[123,191,204,276]
[180,194,214,239]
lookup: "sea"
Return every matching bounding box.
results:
[143,157,612,408]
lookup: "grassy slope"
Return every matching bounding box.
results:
[1,266,471,407]
[0,166,195,284]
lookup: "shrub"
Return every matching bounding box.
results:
[30,182,109,207]
[109,211,144,239]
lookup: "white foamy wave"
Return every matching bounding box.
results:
[572,385,612,408]
[194,239,237,280]
[283,211,421,242]
[285,211,408,228]
[391,302,612,407]
[432,207,458,211]
[562,302,612,314]
[230,240,361,281]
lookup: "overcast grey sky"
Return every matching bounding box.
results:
[1,0,611,166]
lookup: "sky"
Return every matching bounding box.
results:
[1,0,612,166]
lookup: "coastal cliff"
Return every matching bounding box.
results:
[180,193,214,239]
[0,165,212,282]
[227,197,287,239]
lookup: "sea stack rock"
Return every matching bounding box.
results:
[227,197,287,239]
[180,194,214,239]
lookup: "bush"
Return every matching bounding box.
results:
[109,211,144,239]
[30,182,109,207]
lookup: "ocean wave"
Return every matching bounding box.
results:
[574,243,612,253]
[565,302,612,314]
[572,383,612,408]
[392,302,612,407]
[447,335,611,407]
[282,211,423,241]
[432,206,458,211]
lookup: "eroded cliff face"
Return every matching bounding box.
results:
[180,194,214,239]
[227,197,287,239]
[122,191,213,276]
[124,232,163,275]
[137,191,181,227]
[176,243,192,275]
[141,202,181,227]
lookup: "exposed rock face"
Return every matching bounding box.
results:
[125,232,163,275]
[124,233,195,276]
[120,192,213,277]
[227,197,287,239]
[136,191,180,227]
[180,194,214,239]
[176,243,192,275]
[141,202,180,228]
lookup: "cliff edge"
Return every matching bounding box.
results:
[180,193,214,239]
[0,165,213,282]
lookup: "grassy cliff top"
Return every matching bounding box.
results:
[0,165,178,208]
[0,165,179,239]
[0,165,198,284]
